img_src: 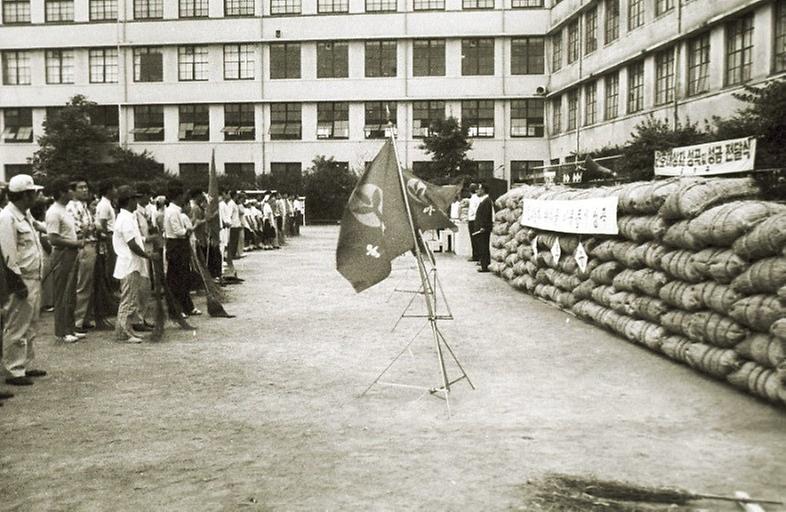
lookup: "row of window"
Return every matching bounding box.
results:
[551,7,786,133]
[1,38,545,85]
[1,99,545,142]
[0,0,545,23]
[552,0,786,76]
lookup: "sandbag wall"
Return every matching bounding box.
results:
[489,177,786,408]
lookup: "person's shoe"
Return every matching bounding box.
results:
[5,376,33,386]
[0,390,14,399]
[56,334,80,344]
[70,331,87,339]
[132,323,153,332]
[43,306,54,313]
[25,369,47,378]
[188,308,202,316]
[74,326,89,334]
[477,268,490,273]
[116,335,143,344]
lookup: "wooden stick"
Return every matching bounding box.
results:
[692,492,780,506]
[734,491,768,511]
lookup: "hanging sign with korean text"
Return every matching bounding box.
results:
[654,137,756,176]
[550,238,561,263]
[574,242,588,273]
[520,196,619,235]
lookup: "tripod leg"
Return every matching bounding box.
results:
[436,325,475,390]
[430,319,451,417]
[359,322,428,398]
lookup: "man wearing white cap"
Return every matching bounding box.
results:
[0,175,45,386]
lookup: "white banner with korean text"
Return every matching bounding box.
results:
[654,137,756,176]
[520,196,619,235]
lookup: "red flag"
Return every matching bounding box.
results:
[336,140,414,292]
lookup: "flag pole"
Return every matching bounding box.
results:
[385,119,453,416]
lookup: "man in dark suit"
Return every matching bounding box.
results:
[473,183,493,273]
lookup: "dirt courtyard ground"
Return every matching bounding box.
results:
[1,226,784,511]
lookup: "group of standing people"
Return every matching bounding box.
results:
[0,173,301,405]
[220,191,303,255]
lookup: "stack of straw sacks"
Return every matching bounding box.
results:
[490,177,786,407]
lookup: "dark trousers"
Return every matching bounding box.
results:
[476,230,491,270]
[166,238,194,314]
[227,228,241,261]
[206,243,222,278]
[467,220,478,260]
[52,247,78,337]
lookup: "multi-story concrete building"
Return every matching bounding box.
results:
[0,0,783,186]
[548,0,786,172]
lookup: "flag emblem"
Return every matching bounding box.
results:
[406,178,429,203]
[366,244,381,258]
[349,183,385,231]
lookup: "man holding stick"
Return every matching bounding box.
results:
[66,177,97,333]
[113,186,154,343]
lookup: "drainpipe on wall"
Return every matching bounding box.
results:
[672,0,683,130]
[260,14,265,178]
[575,16,583,164]
[403,4,409,166]
[118,0,128,149]
[501,3,510,189]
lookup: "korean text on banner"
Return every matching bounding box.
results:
[520,196,619,235]
[654,137,756,176]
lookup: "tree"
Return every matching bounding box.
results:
[257,167,303,195]
[713,78,786,169]
[614,116,709,181]
[31,94,168,189]
[31,94,109,181]
[303,156,358,222]
[418,117,473,180]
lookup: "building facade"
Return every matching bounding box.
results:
[547,0,786,172]
[0,0,783,185]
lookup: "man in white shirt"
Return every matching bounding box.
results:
[45,178,85,344]
[275,193,287,246]
[164,182,199,316]
[227,190,241,256]
[466,183,481,263]
[95,179,117,288]
[65,177,96,332]
[95,180,116,236]
[113,186,153,343]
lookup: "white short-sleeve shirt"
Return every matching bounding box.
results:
[95,196,116,232]
[112,208,148,279]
